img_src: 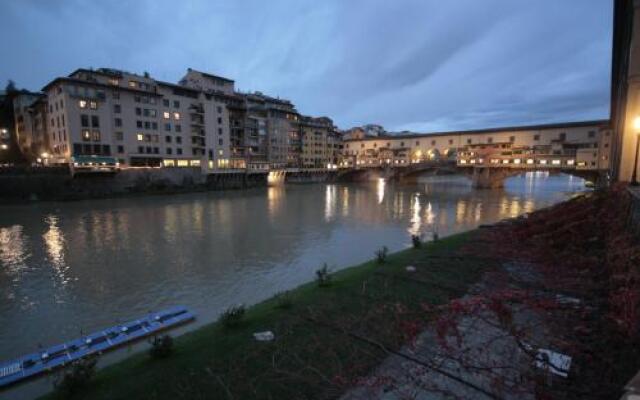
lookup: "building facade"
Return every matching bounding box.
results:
[342,121,611,172]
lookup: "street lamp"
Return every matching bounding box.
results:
[632,116,640,186]
[0,144,7,150]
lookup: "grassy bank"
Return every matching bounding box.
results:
[42,231,493,400]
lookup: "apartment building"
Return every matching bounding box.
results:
[299,116,341,168]
[342,120,612,171]
[13,68,231,170]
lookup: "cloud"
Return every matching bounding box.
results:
[0,0,612,132]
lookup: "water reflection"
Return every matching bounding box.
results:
[43,215,70,288]
[0,173,586,400]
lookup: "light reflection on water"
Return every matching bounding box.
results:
[0,173,586,399]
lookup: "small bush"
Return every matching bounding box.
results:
[411,234,422,249]
[316,263,333,287]
[149,334,174,359]
[375,246,389,264]
[53,356,97,397]
[275,290,293,309]
[220,304,246,328]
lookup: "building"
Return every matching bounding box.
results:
[342,120,611,171]
[299,116,340,168]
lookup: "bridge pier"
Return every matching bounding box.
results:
[470,167,519,189]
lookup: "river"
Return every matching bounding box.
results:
[0,172,586,399]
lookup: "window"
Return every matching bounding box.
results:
[175,125,182,132]
[467,138,472,144]
[115,118,122,127]
[149,98,157,105]
[136,107,142,116]
[173,112,181,120]
[89,101,97,110]
[177,148,182,155]
[163,99,170,107]
[138,146,144,154]
[149,110,157,118]
[173,100,180,108]
[137,133,144,141]
[129,80,137,88]
[78,100,87,109]
[488,137,493,144]
[117,145,124,153]
[217,106,222,113]
[448,139,453,145]
[588,130,596,138]
[559,132,566,141]
[137,121,143,128]
[113,91,120,99]
[82,130,91,141]
[166,136,172,143]
[431,140,436,145]
[91,116,99,127]
[166,148,173,155]
[218,138,223,145]
[163,111,170,119]
[218,128,223,135]
[415,141,420,146]
[81,114,89,127]
[115,132,123,141]
[144,121,151,129]
[176,136,182,144]
[134,96,141,103]
[165,123,171,131]
[143,109,150,117]
[114,104,121,113]
[509,136,515,143]
[108,78,119,86]
[92,131,101,141]
[152,122,158,130]
[533,134,540,141]
[154,147,159,154]
[217,117,222,124]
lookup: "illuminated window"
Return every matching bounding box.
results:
[163,159,175,167]
[460,159,467,164]
[91,131,101,141]
[513,159,521,164]
[539,159,547,165]
[490,159,499,164]
[552,159,561,165]
[82,130,91,141]
[526,159,534,164]
[190,160,201,167]
[108,78,119,86]
[502,159,510,164]
[128,81,137,88]
[78,100,87,109]
[173,112,181,120]
[89,101,97,110]
[177,160,189,167]
[136,133,144,141]
[163,111,170,119]
[567,159,575,166]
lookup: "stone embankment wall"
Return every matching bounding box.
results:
[285,170,337,184]
[0,167,268,202]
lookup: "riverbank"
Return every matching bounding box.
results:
[0,167,340,203]
[39,230,494,399]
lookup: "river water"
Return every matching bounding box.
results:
[0,172,585,399]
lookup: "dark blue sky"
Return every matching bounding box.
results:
[0,0,613,132]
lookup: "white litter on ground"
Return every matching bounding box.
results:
[253,331,275,341]
[534,349,572,377]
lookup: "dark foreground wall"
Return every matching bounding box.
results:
[0,168,269,202]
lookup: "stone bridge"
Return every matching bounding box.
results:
[337,161,606,188]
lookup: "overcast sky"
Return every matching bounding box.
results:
[0,0,612,132]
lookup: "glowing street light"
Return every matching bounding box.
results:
[0,144,7,150]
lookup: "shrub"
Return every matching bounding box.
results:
[220,304,246,328]
[316,263,333,287]
[375,246,389,264]
[149,334,174,359]
[411,234,422,249]
[53,356,97,397]
[275,290,293,309]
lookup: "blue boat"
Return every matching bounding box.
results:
[0,305,195,388]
